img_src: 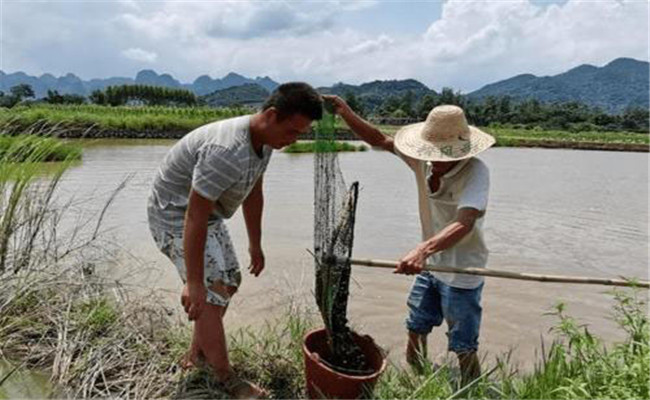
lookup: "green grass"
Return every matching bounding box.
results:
[2,271,647,398]
[75,298,118,335]
[375,124,649,148]
[5,105,644,149]
[0,104,248,135]
[284,141,368,153]
[487,127,649,147]
[0,135,82,162]
[373,291,649,399]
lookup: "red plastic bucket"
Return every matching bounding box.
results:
[303,328,387,399]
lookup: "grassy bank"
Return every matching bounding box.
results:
[0,104,247,137]
[284,141,368,153]
[1,275,647,398]
[376,124,649,151]
[1,105,648,151]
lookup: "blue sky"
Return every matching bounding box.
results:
[1,0,647,92]
[336,2,443,35]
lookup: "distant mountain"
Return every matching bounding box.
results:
[319,79,437,111]
[189,72,278,96]
[136,69,182,88]
[468,58,649,113]
[0,69,279,98]
[201,83,269,107]
[2,58,646,113]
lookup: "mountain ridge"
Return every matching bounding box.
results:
[1,57,647,113]
[0,69,280,98]
[467,57,649,112]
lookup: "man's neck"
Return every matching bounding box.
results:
[432,160,460,176]
[249,113,265,157]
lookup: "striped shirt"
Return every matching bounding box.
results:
[147,115,272,230]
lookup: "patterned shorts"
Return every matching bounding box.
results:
[149,220,242,307]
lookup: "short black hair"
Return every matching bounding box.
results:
[262,82,323,121]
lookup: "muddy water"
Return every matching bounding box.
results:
[56,141,648,367]
[0,361,51,399]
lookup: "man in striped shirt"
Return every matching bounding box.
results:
[148,82,322,398]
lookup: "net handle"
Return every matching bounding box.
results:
[341,257,650,288]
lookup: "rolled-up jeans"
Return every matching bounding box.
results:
[405,271,483,354]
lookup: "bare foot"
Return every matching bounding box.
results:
[406,351,427,374]
[179,351,206,370]
[219,373,268,399]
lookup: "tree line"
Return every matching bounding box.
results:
[0,84,197,108]
[1,83,647,132]
[344,88,649,133]
[89,85,197,106]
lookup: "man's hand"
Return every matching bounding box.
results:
[395,245,427,275]
[322,95,352,116]
[248,247,265,277]
[181,282,207,321]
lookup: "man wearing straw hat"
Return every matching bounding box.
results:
[324,95,495,385]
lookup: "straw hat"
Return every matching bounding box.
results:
[394,105,495,161]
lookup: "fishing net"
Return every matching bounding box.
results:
[313,112,370,374]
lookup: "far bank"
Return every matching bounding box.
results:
[1,104,647,152]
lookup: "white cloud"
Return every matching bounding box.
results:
[117,2,338,41]
[417,0,649,90]
[122,48,158,63]
[2,0,648,91]
[343,35,394,57]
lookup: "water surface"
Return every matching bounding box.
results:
[56,141,649,366]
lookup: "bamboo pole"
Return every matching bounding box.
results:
[342,257,650,288]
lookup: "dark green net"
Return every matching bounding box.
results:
[313,112,370,374]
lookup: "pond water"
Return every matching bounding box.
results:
[54,140,648,367]
[0,361,51,399]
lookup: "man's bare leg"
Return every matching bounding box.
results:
[181,326,205,369]
[406,331,428,372]
[191,282,266,399]
[458,351,480,387]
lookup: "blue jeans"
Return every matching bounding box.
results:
[405,272,483,354]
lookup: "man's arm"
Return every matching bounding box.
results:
[323,95,394,153]
[242,176,265,276]
[182,189,215,319]
[396,208,483,274]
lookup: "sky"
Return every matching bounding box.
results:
[1,0,648,92]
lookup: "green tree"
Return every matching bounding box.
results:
[439,87,462,106]
[0,84,35,108]
[399,90,415,118]
[10,84,35,100]
[378,96,402,116]
[45,90,64,104]
[621,107,649,132]
[416,94,437,119]
[343,91,365,117]
[89,90,107,105]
